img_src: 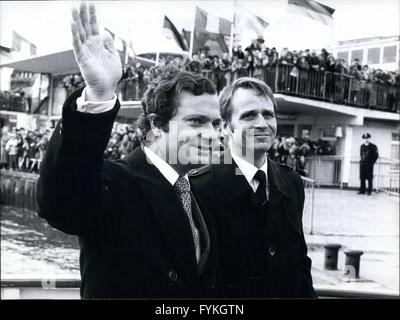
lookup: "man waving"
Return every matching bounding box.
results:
[37,2,221,299]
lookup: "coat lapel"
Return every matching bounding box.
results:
[213,161,253,206]
[124,148,198,278]
[190,193,210,275]
[268,158,303,236]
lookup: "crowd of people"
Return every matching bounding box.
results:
[0,39,391,174]
[268,136,335,176]
[186,40,400,91]
[103,125,141,160]
[0,127,51,172]
[1,121,334,178]
[114,39,399,111]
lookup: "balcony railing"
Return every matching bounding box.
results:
[0,95,29,113]
[116,65,399,113]
[271,64,400,112]
[2,65,398,114]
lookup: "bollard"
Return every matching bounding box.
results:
[344,250,364,279]
[324,244,342,270]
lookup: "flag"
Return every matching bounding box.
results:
[105,28,126,52]
[125,39,136,64]
[162,16,188,51]
[12,31,37,56]
[182,29,191,51]
[195,7,232,36]
[287,0,335,25]
[235,11,269,38]
[191,7,232,55]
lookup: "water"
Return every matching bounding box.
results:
[1,206,80,278]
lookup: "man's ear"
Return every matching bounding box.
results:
[148,113,163,138]
[222,121,233,137]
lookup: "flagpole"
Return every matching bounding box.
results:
[124,41,129,65]
[189,7,196,57]
[156,15,165,66]
[228,0,237,57]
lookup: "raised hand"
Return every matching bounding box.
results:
[71,2,122,101]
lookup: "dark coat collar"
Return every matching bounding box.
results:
[210,154,301,236]
[212,155,292,205]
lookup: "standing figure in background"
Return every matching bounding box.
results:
[359,133,379,195]
[5,133,20,171]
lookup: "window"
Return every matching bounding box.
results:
[351,49,363,63]
[383,45,397,63]
[277,124,294,137]
[298,125,312,139]
[367,47,380,64]
[320,127,336,141]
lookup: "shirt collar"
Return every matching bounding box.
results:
[143,146,180,185]
[231,151,268,185]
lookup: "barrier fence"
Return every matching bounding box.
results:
[305,156,400,194]
[301,176,315,235]
[112,64,400,113]
[306,156,344,188]
[1,65,399,114]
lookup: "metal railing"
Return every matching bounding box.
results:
[112,65,399,113]
[265,64,400,112]
[305,155,400,194]
[374,157,400,195]
[306,156,343,188]
[2,65,398,114]
[302,176,315,235]
[0,95,30,112]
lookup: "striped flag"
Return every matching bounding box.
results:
[195,7,232,36]
[235,11,269,38]
[162,16,188,51]
[287,0,335,25]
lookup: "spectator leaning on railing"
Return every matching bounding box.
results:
[112,39,399,113]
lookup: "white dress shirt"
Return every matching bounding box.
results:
[143,147,200,262]
[231,152,269,201]
[76,87,116,113]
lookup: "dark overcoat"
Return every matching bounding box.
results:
[36,88,217,299]
[360,143,379,180]
[190,159,316,298]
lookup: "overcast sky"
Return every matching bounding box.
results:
[1,0,399,55]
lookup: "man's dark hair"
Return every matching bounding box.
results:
[137,64,217,142]
[219,77,278,123]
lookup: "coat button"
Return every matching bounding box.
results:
[168,270,178,282]
[268,245,277,256]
